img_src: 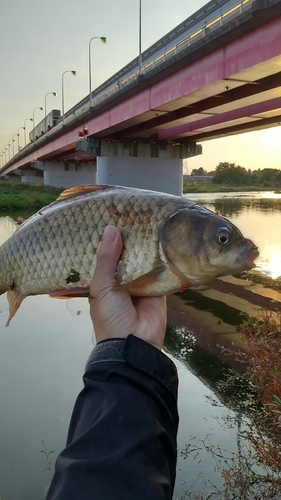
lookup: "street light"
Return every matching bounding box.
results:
[139,1,142,73]
[8,141,12,160]
[12,133,17,156]
[89,36,106,107]
[33,106,43,129]
[62,70,76,123]
[24,118,33,146]
[5,144,10,161]
[17,126,25,152]
[44,92,57,118]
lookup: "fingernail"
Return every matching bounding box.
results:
[103,225,117,243]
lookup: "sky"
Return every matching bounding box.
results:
[1,0,281,173]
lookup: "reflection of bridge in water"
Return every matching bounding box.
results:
[166,270,281,376]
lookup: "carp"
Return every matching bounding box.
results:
[0,185,259,326]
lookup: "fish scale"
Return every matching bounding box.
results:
[0,184,258,326]
[2,188,163,293]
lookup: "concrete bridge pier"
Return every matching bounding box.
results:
[96,156,183,195]
[77,138,201,195]
[31,160,97,188]
[20,169,44,184]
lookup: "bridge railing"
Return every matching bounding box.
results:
[62,0,254,125]
[89,0,253,108]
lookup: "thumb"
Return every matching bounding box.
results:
[90,226,123,296]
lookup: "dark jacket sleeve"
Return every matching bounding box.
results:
[45,334,179,500]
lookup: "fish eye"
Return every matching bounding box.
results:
[216,227,231,244]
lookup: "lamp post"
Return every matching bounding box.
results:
[44,92,57,118]
[62,70,76,123]
[3,145,8,162]
[89,36,106,107]
[33,106,43,129]
[139,0,142,73]
[2,150,6,164]
[12,134,17,156]
[24,118,33,146]
[4,144,9,161]
[8,141,12,160]
[17,126,25,152]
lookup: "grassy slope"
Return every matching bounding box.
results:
[0,180,62,216]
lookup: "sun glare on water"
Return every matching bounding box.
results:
[265,249,281,279]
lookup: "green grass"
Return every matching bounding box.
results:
[0,180,61,216]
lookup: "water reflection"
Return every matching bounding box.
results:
[0,216,18,244]
[198,196,281,217]
[267,249,281,279]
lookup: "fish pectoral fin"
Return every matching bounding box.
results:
[166,260,195,292]
[115,262,195,296]
[114,265,169,296]
[6,289,27,327]
[49,287,90,299]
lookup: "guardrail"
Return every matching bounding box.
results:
[89,0,253,109]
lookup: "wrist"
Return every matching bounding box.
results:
[86,335,178,397]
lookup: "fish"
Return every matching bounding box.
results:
[0,184,259,326]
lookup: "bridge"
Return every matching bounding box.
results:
[1,0,281,194]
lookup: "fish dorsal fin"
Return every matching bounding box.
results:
[55,185,108,202]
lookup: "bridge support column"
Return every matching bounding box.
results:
[20,169,44,184]
[96,157,183,195]
[32,161,97,188]
[76,138,201,195]
[22,175,44,184]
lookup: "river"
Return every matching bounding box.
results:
[0,191,280,499]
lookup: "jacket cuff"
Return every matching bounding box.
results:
[86,334,178,397]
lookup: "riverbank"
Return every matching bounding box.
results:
[183,181,280,193]
[0,180,61,217]
[0,179,279,217]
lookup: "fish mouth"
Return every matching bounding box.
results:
[235,241,259,271]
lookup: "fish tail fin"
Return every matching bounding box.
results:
[6,290,26,327]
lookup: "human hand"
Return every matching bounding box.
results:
[89,225,167,350]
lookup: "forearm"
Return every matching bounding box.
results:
[46,335,179,500]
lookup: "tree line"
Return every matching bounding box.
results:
[191,163,281,187]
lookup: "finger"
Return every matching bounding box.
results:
[90,226,123,297]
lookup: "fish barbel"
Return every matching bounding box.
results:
[0,184,259,326]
